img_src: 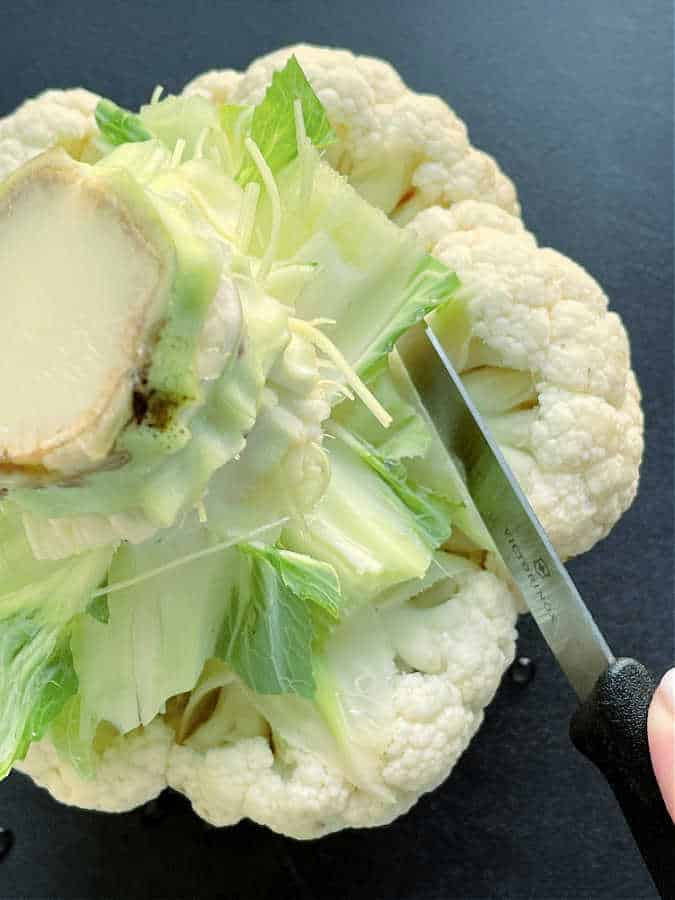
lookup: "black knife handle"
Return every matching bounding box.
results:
[570,658,675,899]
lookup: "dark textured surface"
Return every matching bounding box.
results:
[0,1,672,898]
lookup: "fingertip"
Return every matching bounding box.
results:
[648,668,675,822]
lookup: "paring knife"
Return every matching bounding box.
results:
[397,322,675,899]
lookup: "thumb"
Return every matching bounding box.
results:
[648,668,675,822]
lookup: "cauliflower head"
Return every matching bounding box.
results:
[3,43,643,841]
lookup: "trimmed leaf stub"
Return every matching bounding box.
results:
[0,149,173,474]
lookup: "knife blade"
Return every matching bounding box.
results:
[396,320,675,898]
[396,321,613,700]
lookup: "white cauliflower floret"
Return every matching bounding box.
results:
[182,68,242,104]
[168,560,517,839]
[18,559,517,840]
[169,738,355,840]
[0,88,100,180]
[183,43,519,221]
[380,568,516,795]
[410,201,644,559]
[16,718,173,813]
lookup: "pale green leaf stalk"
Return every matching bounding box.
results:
[218,545,341,699]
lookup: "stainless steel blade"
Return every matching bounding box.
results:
[397,322,614,699]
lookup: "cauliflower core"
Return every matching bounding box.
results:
[0,150,173,473]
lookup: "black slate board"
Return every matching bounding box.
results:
[0,2,672,898]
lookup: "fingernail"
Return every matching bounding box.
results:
[656,669,675,715]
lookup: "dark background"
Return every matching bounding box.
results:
[0,1,672,898]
